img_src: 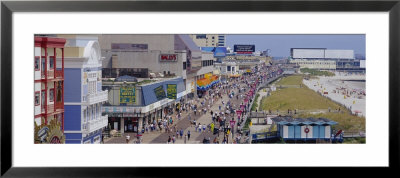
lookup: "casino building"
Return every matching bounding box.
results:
[34,36,66,144]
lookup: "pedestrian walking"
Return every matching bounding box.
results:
[184,134,187,144]
[187,130,191,140]
[180,129,183,138]
[167,136,171,144]
[172,135,176,144]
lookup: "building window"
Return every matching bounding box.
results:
[84,109,87,122]
[49,88,54,102]
[196,34,206,39]
[35,92,40,106]
[41,90,46,109]
[35,57,40,71]
[41,57,46,76]
[49,56,54,69]
[183,62,187,70]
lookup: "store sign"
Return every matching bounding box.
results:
[167,84,177,99]
[120,87,135,104]
[160,54,177,62]
[154,85,166,100]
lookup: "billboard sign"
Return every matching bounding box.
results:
[154,85,166,100]
[234,45,255,53]
[167,84,177,99]
[159,54,178,62]
[111,43,148,51]
[120,87,135,104]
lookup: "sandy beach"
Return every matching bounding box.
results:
[303,72,366,117]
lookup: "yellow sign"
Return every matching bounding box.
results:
[120,87,135,104]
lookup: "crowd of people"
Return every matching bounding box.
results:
[138,64,283,144]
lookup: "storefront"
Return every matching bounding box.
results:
[108,114,139,133]
[123,117,139,132]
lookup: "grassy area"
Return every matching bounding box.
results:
[300,68,335,76]
[296,112,365,132]
[275,75,304,85]
[261,87,344,111]
[251,93,260,111]
[261,75,366,132]
[342,137,366,144]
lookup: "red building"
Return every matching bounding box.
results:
[34,36,66,143]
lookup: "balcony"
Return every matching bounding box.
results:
[83,115,108,134]
[41,69,63,80]
[84,90,108,105]
[41,102,64,115]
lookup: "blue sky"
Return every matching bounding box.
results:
[226,34,365,58]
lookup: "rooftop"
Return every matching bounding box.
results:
[271,116,338,125]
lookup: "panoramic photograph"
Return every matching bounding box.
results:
[33,34,366,144]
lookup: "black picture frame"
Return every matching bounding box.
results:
[1,0,399,177]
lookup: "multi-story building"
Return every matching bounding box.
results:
[195,52,218,98]
[61,35,108,144]
[289,48,363,71]
[189,34,226,47]
[34,36,66,144]
[290,59,337,70]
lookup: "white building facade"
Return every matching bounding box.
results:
[63,39,108,144]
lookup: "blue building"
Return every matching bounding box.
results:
[200,47,227,63]
[271,116,338,142]
[63,37,108,144]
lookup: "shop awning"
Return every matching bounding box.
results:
[197,75,220,91]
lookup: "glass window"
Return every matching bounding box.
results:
[35,57,40,71]
[49,89,54,102]
[35,92,40,106]
[49,56,54,69]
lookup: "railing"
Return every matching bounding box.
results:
[41,102,64,114]
[55,70,63,78]
[55,102,64,110]
[239,73,284,131]
[84,115,108,134]
[85,90,108,105]
[41,70,63,79]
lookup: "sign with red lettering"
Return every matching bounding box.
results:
[160,54,177,62]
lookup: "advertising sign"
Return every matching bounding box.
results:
[234,45,255,53]
[120,87,135,104]
[154,85,166,100]
[167,84,177,99]
[160,54,177,62]
[111,43,148,51]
